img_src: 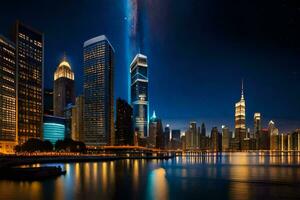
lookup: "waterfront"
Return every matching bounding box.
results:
[1,152,300,200]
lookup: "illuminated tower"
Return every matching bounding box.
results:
[235,80,246,148]
[0,35,17,153]
[53,55,75,117]
[130,54,148,138]
[15,22,44,144]
[83,35,114,146]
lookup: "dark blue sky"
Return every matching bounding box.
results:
[1,0,300,133]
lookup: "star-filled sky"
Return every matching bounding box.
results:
[1,0,300,133]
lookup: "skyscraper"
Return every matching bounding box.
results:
[234,80,246,149]
[222,125,230,151]
[53,56,75,117]
[130,54,148,138]
[148,111,164,149]
[115,98,133,146]
[0,35,17,154]
[201,122,206,137]
[83,35,114,146]
[71,95,85,142]
[15,22,44,144]
[254,113,261,135]
[269,120,279,150]
[211,127,221,151]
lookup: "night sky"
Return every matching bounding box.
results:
[1,0,300,133]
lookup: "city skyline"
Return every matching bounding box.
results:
[0,1,300,133]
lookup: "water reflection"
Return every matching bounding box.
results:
[147,168,168,200]
[1,153,300,200]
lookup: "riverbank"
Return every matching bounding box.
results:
[0,154,175,168]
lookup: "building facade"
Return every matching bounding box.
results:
[53,56,75,117]
[15,22,44,144]
[0,35,17,154]
[115,98,133,146]
[71,95,85,142]
[44,88,53,115]
[83,35,114,146]
[43,115,65,145]
[130,54,148,138]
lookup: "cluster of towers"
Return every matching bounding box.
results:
[0,21,151,153]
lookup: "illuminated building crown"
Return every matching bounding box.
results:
[54,54,74,80]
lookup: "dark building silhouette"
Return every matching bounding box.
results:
[149,111,164,149]
[211,127,222,151]
[201,122,206,137]
[44,88,53,115]
[115,98,133,146]
[14,22,44,144]
[53,56,75,117]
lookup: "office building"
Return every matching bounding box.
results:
[53,55,75,117]
[71,95,85,142]
[234,80,246,149]
[43,115,65,145]
[0,35,17,154]
[44,88,53,115]
[83,35,114,146]
[211,127,221,151]
[222,125,231,151]
[14,22,44,144]
[130,54,148,138]
[201,122,206,137]
[269,120,279,150]
[149,111,163,148]
[115,98,133,146]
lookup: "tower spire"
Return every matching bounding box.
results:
[241,78,244,100]
[63,51,67,61]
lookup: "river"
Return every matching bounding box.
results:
[1,152,300,200]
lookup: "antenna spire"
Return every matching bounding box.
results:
[241,78,244,100]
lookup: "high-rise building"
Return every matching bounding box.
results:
[53,56,75,117]
[115,98,133,146]
[130,54,148,138]
[170,129,181,150]
[148,111,163,149]
[14,22,44,144]
[164,125,171,149]
[190,122,197,148]
[0,35,17,154]
[269,120,279,150]
[44,88,53,115]
[83,35,114,146]
[71,95,85,142]
[254,113,261,135]
[221,125,231,151]
[172,129,181,141]
[211,127,221,151]
[234,80,246,149]
[201,122,206,137]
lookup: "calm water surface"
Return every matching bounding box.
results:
[1,152,300,200]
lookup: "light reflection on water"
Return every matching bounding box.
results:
[1,153,300,200]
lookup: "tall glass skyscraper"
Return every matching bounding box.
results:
[53,56,75,117]
[83,35,114,146]
[0,35,17,154]
[130,54,148,138]
[15,22,44,144]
